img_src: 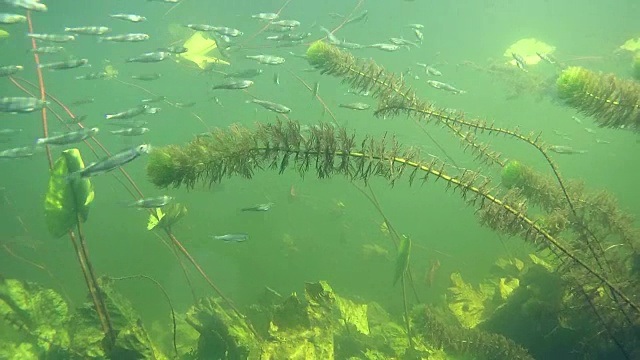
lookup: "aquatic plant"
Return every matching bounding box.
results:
[44,149,94,238]
[43,149,115,349]
[413,305,534,360]
[0,277,166,359]
[556,66,640,131]
[147,42,640,357]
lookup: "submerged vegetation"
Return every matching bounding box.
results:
[3,3,640,357]
[142,42,640,358]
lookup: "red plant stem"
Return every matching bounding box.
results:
[26,11,114,347]
[26,12,52,167]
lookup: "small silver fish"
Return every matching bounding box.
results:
[0,65,23,77]
[126,51,170,63]
[105,105,149,120]
[110,14,146,23]
[389,38,418,48]
[141,96,166,103]
[36,127,99,146]
[0,13,26,24]
[0,146,35,159]
[585,127,597,134]
[273,72,280,85]
[416,63,441,76]
[246,54,286,65]
[6,0,47,12]
[248,99,291,113]
[339,102,370,110]
[174,102,196,108]
[75,71,108,80]
[69,144,151,178]
[0,97,48,113]
[337,41,363,50]
[548,145,587,155]
[595,138,610,144]
[110,127,150,136]
[131,73,162,81]
[511,53,528,72]
[186,23,216,31]
[30,46,65,54]
[252,13,279,20]
[126,195,172,209]
[414,29,424,43]
[65,26,110,35]
[270,19,300,27]
[572,116,582,124]
[213,233,249,242]
[224,69,263,78]
[426,80,466,94]
[536,52,556,65]
[101,33,149,42]
[212,79,253,90]
[38,58,89,70]
[241,202,273,212]
[0,128,22,136]
[319,26,341,44]
[367,43,401,52]
[407,23,424,30]
[27,33,75,42]
[159,45,188,54]
[212,26,243,37]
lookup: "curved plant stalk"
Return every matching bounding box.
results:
[108,274,178,358]
[145,120,639,316]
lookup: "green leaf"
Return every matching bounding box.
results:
[393,235,411,286]
[44,149,94,238]
[148,204,187,231]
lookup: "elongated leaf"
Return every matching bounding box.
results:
[393,235,411,285]
[44,149,94,238]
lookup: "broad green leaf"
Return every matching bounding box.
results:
[393,235,411,286]
[44,149,94,238]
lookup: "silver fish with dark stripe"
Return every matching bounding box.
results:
[68,144,151,179]
[0,97,48,113]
